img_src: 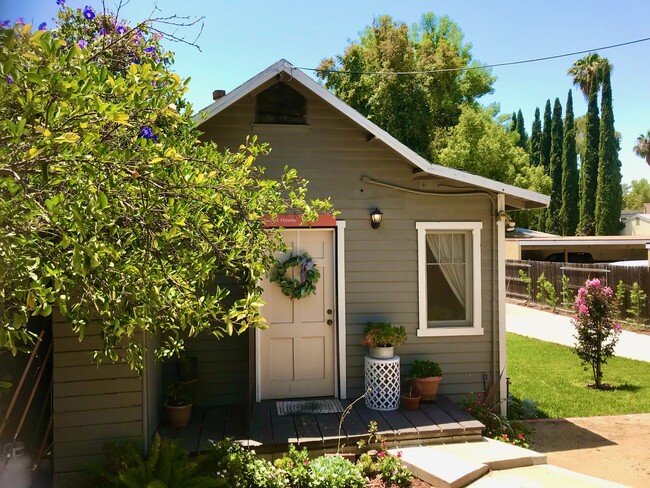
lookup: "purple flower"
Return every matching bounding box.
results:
[83,6,95,20]
[98,27,105,36]
[38,22,47,30]
[1,20,9,28]
[77,39,88,49]
[57,0,66,6]
[138,126,156,140]
[116,25,126,35]
[16,17,25,25]
[7,74,13,85]
[143,46,156,54]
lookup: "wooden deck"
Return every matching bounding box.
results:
[159,396,484,456]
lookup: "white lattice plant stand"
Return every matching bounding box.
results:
[364,355,400,411]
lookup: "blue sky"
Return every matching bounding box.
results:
[4,0,650,185]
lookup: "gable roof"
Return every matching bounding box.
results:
[194,59,549,210]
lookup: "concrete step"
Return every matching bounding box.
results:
[467,464,629,488]
[424,437,547,470]
[392,446,488,488]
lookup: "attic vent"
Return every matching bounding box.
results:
[255,82,307,125]
[213,89,226,100]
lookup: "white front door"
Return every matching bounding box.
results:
[259,229,335,400]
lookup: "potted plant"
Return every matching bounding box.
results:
[400,376,421,411]
[361,322,407,359]
[176,354,198,382]
[409,359,443,401]
[165,382,194,428]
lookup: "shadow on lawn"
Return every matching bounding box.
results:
[525,419,617,453]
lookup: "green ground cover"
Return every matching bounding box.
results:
[507,332,650,418]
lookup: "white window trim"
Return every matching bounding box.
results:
[416,222,484,337]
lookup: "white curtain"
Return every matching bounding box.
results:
[426,233,465,306]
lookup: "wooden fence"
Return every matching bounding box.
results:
[506,260,650,323]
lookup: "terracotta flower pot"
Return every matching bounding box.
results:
[400,393,421,411]
[414,376,443,400]
[165,402,193,427]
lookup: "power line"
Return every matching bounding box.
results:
[298,36,650,76]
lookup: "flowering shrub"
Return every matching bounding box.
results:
[460,392,532,449]
[572,278,621,389]
[273,444,313,488]
[0,2,330,366]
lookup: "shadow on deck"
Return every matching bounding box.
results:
[158,396,484,457]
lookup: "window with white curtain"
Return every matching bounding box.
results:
[416,222,483,336]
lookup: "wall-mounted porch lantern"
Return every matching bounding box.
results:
[370,208,383,229]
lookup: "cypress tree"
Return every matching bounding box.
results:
[546,98,564,234]
[578,76,600,235]
[560,90,579,235]
[511,112,517,132]
[541,100,552,174]
[595,69,622,235]
[529,107,542,166]
[516,109,528,149]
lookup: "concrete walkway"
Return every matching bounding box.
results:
[506,302,650,362]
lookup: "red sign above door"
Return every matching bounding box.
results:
[263,213,337,228]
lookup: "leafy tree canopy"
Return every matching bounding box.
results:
[437,105,551,194]
[316,13,495,161]
[623,179,650,210]
[0,5,331,370]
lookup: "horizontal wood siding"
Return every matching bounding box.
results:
[201,79,499,403]
[52,314,143,481]
[164,332,249,406]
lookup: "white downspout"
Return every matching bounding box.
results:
[496,194,508,416]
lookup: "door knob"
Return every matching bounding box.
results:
[327,309,333,315]
[327,319,333,325]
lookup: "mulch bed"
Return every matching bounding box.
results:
[366,476,432,487]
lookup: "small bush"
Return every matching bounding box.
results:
[308,455,366,488]
[274,444,312,488]
[536,273,558,312]
[560,275,574,308]
[627,281,647,326]
[460,393,532,449]
[518,269,532,303]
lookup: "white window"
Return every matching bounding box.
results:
[416,222,483,337]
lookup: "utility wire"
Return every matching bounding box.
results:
[298,36,650,75]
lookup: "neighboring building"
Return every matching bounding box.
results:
[506,235,650,262]
[50,60,548,484]
[621,213,650,236]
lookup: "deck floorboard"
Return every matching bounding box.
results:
[158,396,483,454]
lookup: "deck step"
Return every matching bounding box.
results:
[467,464,628,487]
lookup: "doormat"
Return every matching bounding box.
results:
[276,399,344,416]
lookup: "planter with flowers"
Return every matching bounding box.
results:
[409,359,443,401]
[361,322,407,359]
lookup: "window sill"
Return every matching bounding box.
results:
[417,327,484,337]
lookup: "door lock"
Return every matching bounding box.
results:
[327,309,333,315]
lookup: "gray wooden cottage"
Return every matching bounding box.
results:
[50,59,548,485]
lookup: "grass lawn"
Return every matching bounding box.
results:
[507,332,650,418]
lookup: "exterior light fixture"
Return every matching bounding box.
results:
[497,211,516,232]
[370,208,383,229]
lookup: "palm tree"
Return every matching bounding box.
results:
[633,131,650,165]
[568,53,611,100]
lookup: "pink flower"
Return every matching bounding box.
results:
[397,451,402,458]
[604,286,613,297]
[587,278,601,289]
[578,304,589,315]
[304,459,309,465]
[517,433,524,440]
[613,322,622,332]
